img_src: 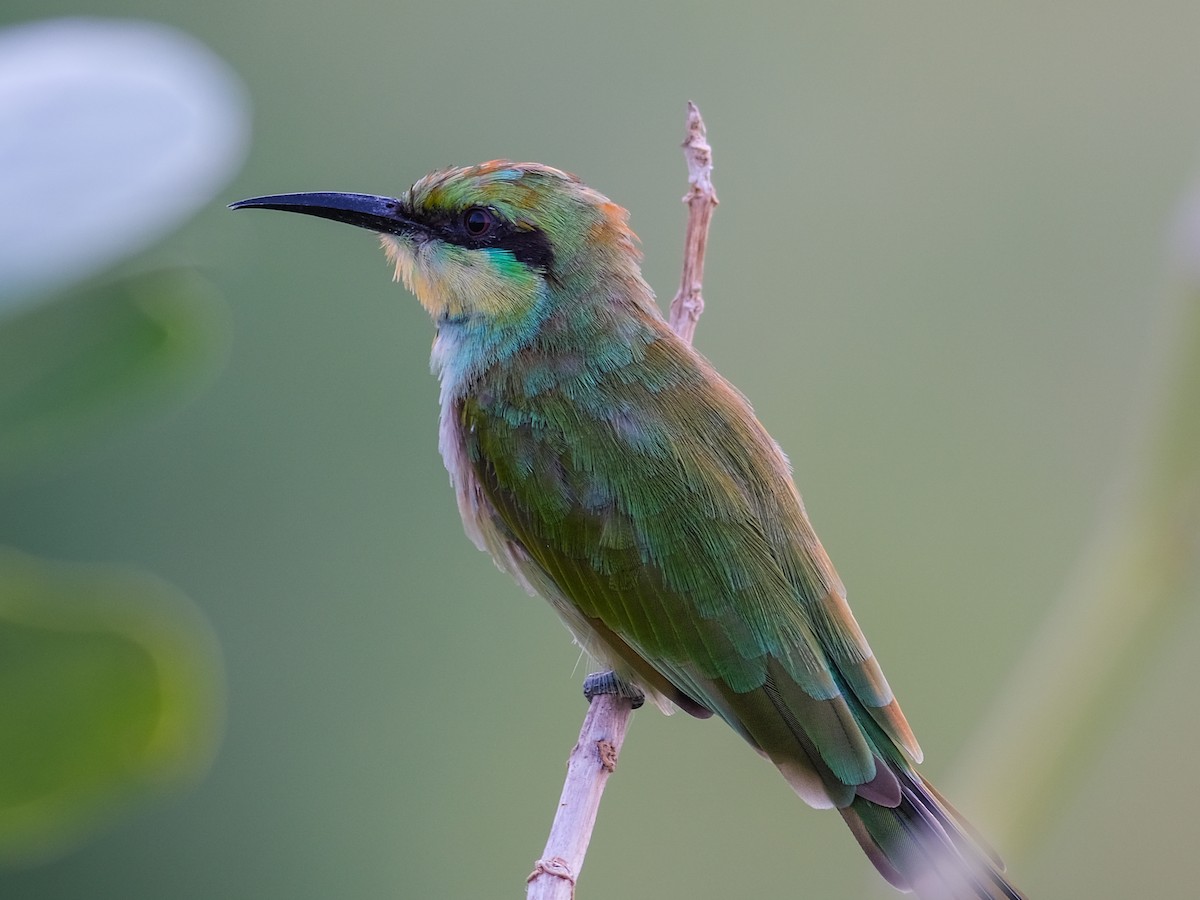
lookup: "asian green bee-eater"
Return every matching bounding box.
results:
[232,161,1025,899]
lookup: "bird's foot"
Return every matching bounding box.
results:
[583,670,645,708]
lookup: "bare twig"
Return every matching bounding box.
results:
[526,674,641,900]
[525,102,717,899]
[669,101,719,344]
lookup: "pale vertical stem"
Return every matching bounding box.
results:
[526,689,638,900]
[526,103,717,898]
[951,194,1200,854]
[669,101,719,344]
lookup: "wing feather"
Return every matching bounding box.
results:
[455,322,920,802]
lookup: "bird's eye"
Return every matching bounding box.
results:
[463,207,494,237]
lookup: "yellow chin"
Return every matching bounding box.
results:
[381,234,543,322]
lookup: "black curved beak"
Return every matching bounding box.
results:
[229,192,421,236]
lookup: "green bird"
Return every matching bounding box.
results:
[232,161,1025,899]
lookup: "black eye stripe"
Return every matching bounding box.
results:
[493,228,555,271]
[428,208,555,272]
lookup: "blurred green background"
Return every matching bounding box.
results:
[2,3,1199,898]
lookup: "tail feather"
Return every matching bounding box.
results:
[840,764,1027,900]
[915,774,1006,870]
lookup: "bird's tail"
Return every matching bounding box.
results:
[839,765,1027,900]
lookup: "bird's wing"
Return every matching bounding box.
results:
[458,328,920,804]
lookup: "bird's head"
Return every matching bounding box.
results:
[231,161,646,325]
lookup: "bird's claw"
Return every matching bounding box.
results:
[582,670,645,708]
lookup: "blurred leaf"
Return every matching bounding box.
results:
[0,17,249,313]
[0,268,231,479]
[953,199,1200,856]
[0,547,223,865]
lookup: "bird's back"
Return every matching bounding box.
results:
[441,301,918,800]
[442,308,1024,898]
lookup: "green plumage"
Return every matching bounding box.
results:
[462,312,863,731]
[232,160,1027,899]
